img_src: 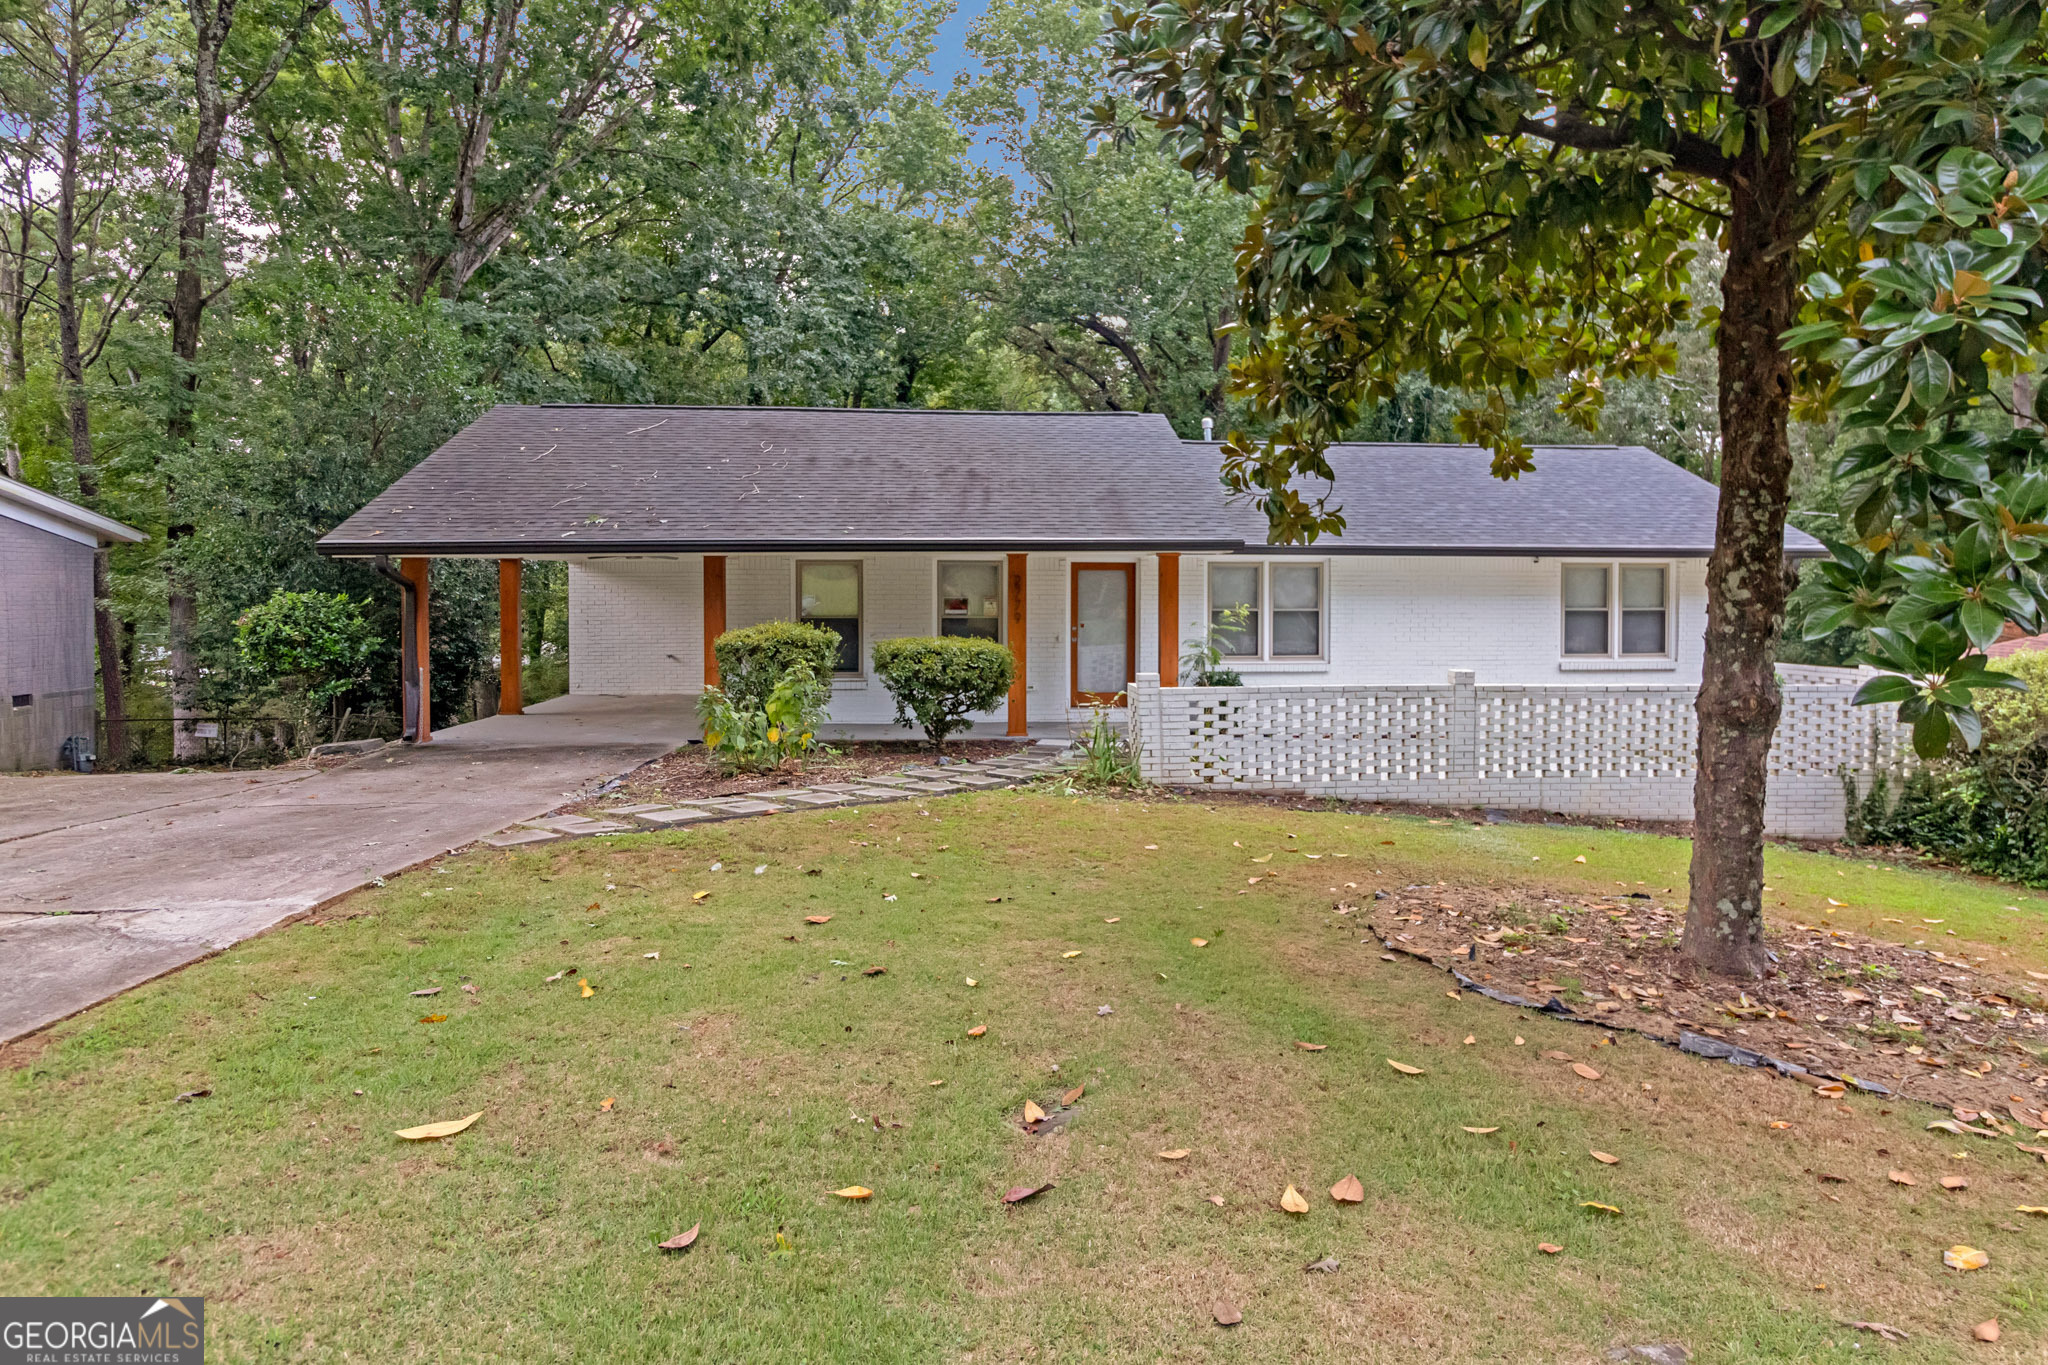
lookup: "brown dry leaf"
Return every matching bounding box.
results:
[1213,1300,1242,1327]
[1157,1149,1191,1161]
[1571,1063,1602,1081]
[1061,950,1082,959]
[1514,1036,1525,1045]
[1939,1175,1969,1191]
[805,915,832,924]
[394,1111,483,1141]
[1063,1085,1085,1106]
[409,987,442,997]
[599,1097,616,1113]
[1579,1201,1621,1215]
[1768,1121,1791,1130]
[579,979,594,998]
[833,1186,873,1200]
[966,1025,987,1037]
[658,1223,700,1252]
[1251,853,1273,863]
[1022,1100,1046,1124]
[1888,1171,1917,1186]
[544,969,570,983]
[862,965,886,977]
[1943,1245,1989,1271]
[1974,1320,2001,1343]
[1463,1035,1476,1045]
[1279,1184,1310,1214]
[1330,1174,1364,1203]
[1843,1321,1909,1343]
[1104,917,1121,923]
[1294,1041,1328,1052]
[1542,1050,1573,1061]
[1461,1126,1500,1135]
[1001,1182,1053,1204]
[1206,1195,1225,1206]
[1190,938,1209,947]
[418,1013,447,1024]
[1590,1151,1620,1165]
[1537,1242,1563,1255]
[1386,1059,1425,1075]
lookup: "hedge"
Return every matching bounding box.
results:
[711,621,842,710]
[871,636,1016,750]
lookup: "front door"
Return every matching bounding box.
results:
[1070,563,1136,706]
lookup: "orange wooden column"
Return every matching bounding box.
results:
[1006,553,1028,736]
[702,555,727,688]
[400,556,432,741]
[497,559,523,716]
[1157,552,1180,687]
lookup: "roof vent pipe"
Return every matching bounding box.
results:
[1200,417,1214,441]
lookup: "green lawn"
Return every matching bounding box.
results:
[5,791,2046,1362]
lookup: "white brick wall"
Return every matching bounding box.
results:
[568,557,702,694]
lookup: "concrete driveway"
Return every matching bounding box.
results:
[0,695,692,1042]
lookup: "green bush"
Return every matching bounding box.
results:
[712,621,842,709]
[695,662,832,774]
[871,636,1016,750]
[235,591,377,710]
[1069,707,1145,787]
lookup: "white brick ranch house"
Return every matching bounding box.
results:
[317,404,1900,837]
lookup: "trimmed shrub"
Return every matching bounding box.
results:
[871,636,1016,750]
[695,662,831,774]
[712,621,842,709]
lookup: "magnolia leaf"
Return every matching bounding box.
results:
[658,1223,700,1251]
[1280,1184,1310,1214]
[1889,1170,1917,1186]
[1975,1321,2001,1343]
[1939,1175,1969,1190]
[1157,1148,1191,1160]
[1001,1182,1054,1204]
[1213,1300,1242,1326]
[1330,1174,1364,1203]
[1023,1100,1046,1124]
[1571,1063,1602,1081]
[833,1186,873,1200]
[1063,1085,1085,1105]
[1590,1151,1619,1165]
[1386,1059,1424,1075]
[1461,1126,1500,1134]
[409,987,442,997]
[805,915,832,924]
[967,1025,987,1037]
[1943,1245,1989,1271]
[1062,950,1082,959]
[1295,1041,1328,1051]
[1190,938,1209,947]
[1537,1242,1563,1254]
[395,1111,483,1141]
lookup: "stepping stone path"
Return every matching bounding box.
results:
[480,743,1076,848]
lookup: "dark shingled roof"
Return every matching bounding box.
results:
[1216,443,1827,558]
[316,407,1824,558]
[315,404,1238,555]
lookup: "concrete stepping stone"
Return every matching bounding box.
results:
[630,806,720,826]
[780,791,854,807]
[886,780,959,794]
[594,802,674,817]
[484,827,560,847]
[694,798,789,815]
[525,814,632,835]
[930,772,1007,789]
[842,786,911,800]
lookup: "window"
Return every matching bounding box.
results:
[1562,563,1670,658]
[797,561,863,673]
[937,561,1003,641]
[1206,561,1324,660]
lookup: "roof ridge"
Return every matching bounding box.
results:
[526,403,1160,417]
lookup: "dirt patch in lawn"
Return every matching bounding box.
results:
[1357,882,2048,1122]
[581,739,1029,807]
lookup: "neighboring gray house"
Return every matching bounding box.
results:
[1,477,144,771]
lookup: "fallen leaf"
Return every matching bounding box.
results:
[1461,1126,1500,1135]
[1206,1195,1225,1206]
[1571,1063,1602,1081]
[1843,1321,1909,1343]
[409,987,442,997]
[579,979,594,998]
[1573,855,1587,864]
[1590,1151,1620,1165]
[1251,854,1273,863]
[1939,1175,1968,1191]
[1463,1035,1476,1045]
[1295,1041,1328,1051]
[1022,1100,1046,1124]
[1157,1149,1190,1160]
[833,1186,873,1200]
[174,1089,210,1103]
[1974,1320,2001,1343]
[1001,1182,1053,1204]
[599,1097,616,1113]
[965,977,978,986]
[1768,1121,1791,1130]
[1943,1245,1989,1271]
[1387,1059,1424,1075]
[1213,1300,1241,1326]
[395,1111,483,1141]
[1104,917,1121,923]
[418,1013,447,1023]
[1514,1036,1525,1046]
[1537,1242,1563,1255]
[966,1025,987,1037]
[928,1079,944,1088]
[691,891,710,903]
[1580,1201,1621,1215]
[658,1223,700,1251]
[1542,1050,1573,1061]
[1818,1172,1848,1183]
[862,965,886,977]
[643,952,659,960]
[805,915,832,924]
[1063,1085,1085,1105]
[1888,1171,1917,1186]
[1061,950,1081,959]
[2015,1205,2048,1215]
[1190,938,1208,947]
[544,969,569,983]
[1304,1254,1341,1273]
[1276,1184,1312,1215]
[1330,1174,1364,1203]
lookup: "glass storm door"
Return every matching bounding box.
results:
[1070,564,1135,705]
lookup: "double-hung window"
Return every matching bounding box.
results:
[1206,561,1325,661]
[937,561,1003,641]
[1562,563,1670,659]
[797,561,863,673]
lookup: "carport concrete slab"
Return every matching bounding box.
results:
[0,693,692,1042]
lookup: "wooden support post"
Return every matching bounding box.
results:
[1157,552,1180,688]
[497,559,523,716]
[400,556,432,742]
[703,555,727,689]
[1006,553,1028,736]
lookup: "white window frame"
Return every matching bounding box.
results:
[1559,561,1674,661]
[1204,559,1328,663]
[795,559,865,676]
[933,559,1005,644]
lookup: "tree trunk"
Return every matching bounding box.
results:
[1681,84,1802,978]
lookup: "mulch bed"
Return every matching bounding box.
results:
[1358,881,2048,1125]
[595,739,1029,804]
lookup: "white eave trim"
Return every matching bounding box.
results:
[0,477,145,546]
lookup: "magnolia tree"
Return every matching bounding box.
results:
[1103,0,2047,975]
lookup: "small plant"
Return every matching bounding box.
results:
[1180,605,1251,686]
[1070,708,1144,787]
[1860,962,1899,981]
[713,621,842,710]
[871,636,1016,751]
[695,662,831,773]
[1540,912,1571,935]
